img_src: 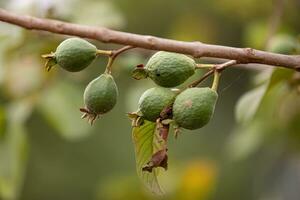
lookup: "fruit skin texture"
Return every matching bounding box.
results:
[267,35,297,54]
[173,87,218,130]
[83,73,118,114]
[55,38,97,72]
[138,87,176,122]
[145,51,196,87]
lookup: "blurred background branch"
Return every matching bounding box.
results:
[265,0,286,47]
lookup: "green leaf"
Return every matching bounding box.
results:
[235,68,294,124]
[0,124,28,200]
[132,120,165,195]
[235,84,267,124]
[227,121,265,160]
[37,81,93,141]
[255,81,289,122]
[231,81,290,160]
[267,68,294,90]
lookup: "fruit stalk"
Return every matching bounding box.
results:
[211,70,221,91]
[196,63,215,69]
[96,49,112,56]
[188,60,237,88]
[105,45,135,74]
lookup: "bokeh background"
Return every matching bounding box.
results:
[0,0,300,200]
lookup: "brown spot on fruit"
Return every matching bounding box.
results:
[184,100,193,108]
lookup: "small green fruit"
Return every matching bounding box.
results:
[173,87,218,130]
[55,38,97,72]
[138,87,176,122]
[81,73,118,123]
[267,35,297,54]
[145,51,196,87]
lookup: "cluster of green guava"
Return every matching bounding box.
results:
[43,38,118,124]
[43,38,218,129]
[134,51,218,130]
[135,34,300,130]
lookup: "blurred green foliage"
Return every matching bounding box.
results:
[0,0,300,200]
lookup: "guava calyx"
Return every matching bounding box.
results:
[80,107,99,125]
[127,111,145,127]
[132,64,148,80]
[41,52,57,71]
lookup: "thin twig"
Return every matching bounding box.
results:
[0,9,299,70]
[112,45,135,59]
[189,70,215,88]
[189,60,237,88]
[211,70,221,91]
[196,63,215,69]
[96,49,112,56]
[105,45,135,73]
[216,60,238,72]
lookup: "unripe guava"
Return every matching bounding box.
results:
[173,87,218,130]
[83,73,118,119]
[267,35,297,54]
[55,38,97,72]
[138,87,176,122]
[145,51,196,87]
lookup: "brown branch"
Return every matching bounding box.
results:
[0,9,300,70]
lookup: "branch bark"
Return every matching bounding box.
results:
[0,8,299,70]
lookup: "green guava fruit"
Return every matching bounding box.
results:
[145,51,196,87]
[173,87,218,130]
[138,87,176,122]
[267,35,297,54]
[81,73,118,123]
[54,38,97,72]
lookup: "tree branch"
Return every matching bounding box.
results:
[0,9,299,70]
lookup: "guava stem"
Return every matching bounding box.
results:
[187,60,236,89]
[96,49,112,56]
[196,63,215,69]
[103,46,134,74]
[105,56,114,74]
[211,70,221,91]
[41,52,55,58]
